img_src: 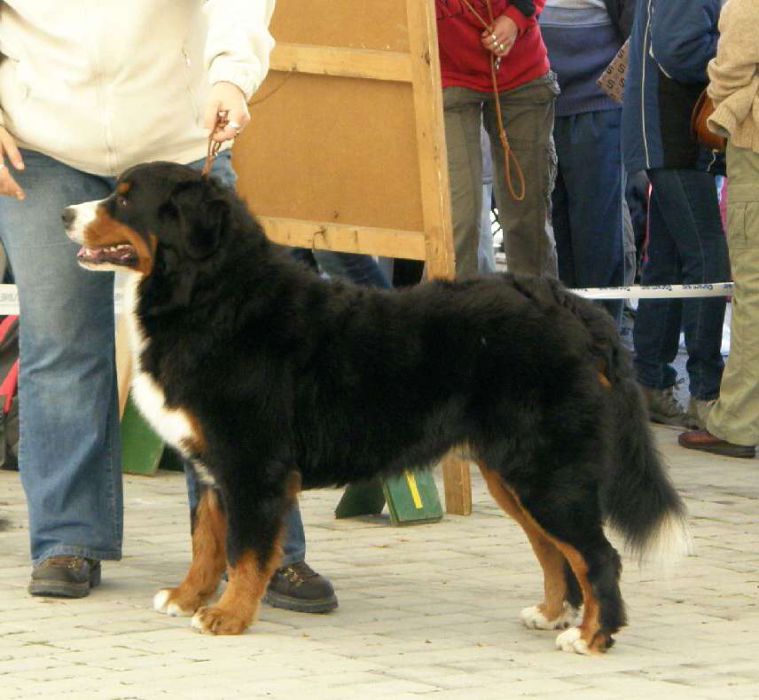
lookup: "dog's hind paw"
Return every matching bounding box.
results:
[153,588,201,617]
[521,602,579,630]
[555,626,592,655]
[191,605,251,635]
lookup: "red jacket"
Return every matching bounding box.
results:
[436,0,550,92]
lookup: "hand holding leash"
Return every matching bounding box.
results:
[204,81,250,143]
[481,15,518,58]
[0,127,25,200]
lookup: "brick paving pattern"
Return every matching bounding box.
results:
[0,424,757,699]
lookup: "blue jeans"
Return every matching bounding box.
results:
[633,168,729,399]
[552,110,625,323]
[314,251,391,289]
[0,148,305,565]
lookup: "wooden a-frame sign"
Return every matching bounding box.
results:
[232,0,472,515]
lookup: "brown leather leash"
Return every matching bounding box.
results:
[201,110,230,177]
[460,0,526,201]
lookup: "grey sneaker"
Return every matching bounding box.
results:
[640,385,688,427]
[684,397,717,431]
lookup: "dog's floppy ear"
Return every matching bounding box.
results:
[164,180,229,260]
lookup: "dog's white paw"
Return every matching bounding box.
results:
[555,626,591,655]
[520,602,579,630]
[153,589,193,617]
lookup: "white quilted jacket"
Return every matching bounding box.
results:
[0,0,275,175]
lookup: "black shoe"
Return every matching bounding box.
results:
[264,561,338,613]
[29,556,102,598]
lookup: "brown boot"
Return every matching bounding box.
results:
[264,561,337,613]
[678,430,755,459]
[29,556,102,598]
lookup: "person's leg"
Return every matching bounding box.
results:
[486,72,559,277]
[632,178,684,420]
[444,87,485,278]
[551,118,574,287]
[479,125,497,274]
[0,150,122,592]
[706,144,759,446]
[313,251,391,288]
[478,182,497,274]
[556,110,625,323]
[645,169,729,402]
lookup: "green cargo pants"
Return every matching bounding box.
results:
[443,72,559,278]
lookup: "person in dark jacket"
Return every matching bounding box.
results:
[540,0,633,324]
[621,0,730,428]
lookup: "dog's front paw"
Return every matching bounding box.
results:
[521,602,579,630]
[191,604,253,635]
[153,587,204,617]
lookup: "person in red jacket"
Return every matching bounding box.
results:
[436,0,559,278]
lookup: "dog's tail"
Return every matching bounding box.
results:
[505,274,692,565]
[602,371,693,566]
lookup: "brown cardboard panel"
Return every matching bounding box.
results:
[270,0,410,52]
[235,73,423,232]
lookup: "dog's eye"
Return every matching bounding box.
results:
[116,195,129,208]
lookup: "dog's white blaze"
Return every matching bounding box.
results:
[65,198,103,244]
[123,277,216,487]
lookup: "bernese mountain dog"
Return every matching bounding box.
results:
[62,161,690,653]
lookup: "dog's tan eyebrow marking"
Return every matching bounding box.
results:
[116,182,131,195]
[84,206,155,276]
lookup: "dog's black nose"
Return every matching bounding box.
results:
[61,207,76,228]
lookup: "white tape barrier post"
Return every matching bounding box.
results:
[0,281,734,316]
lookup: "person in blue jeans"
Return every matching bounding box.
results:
[621,0,729,429]
[541,0,633,325]
[0,1,335,612]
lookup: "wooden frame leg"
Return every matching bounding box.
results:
[442,454,472,515]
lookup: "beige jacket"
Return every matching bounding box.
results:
[0,1,275,175]
[707,0,759,154]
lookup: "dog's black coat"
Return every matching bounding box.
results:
[89,163,686,645]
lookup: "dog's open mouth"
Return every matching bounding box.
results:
[77,243,138,268]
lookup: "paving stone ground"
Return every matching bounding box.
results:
[1,423,758,700]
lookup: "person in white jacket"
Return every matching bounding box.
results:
[0,1,337,612]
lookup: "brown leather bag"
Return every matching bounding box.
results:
[691,88,727,152]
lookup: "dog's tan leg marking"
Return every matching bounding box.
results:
[191,529,284,635]
[478,465,573,627]
[153,489,227,616]
[479,465,608,653]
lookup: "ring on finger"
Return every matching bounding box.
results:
[497,42,505,52]
[228,121,242,132]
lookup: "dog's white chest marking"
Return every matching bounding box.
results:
[123,278,216,486]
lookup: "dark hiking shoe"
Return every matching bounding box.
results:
[678,430,756,459]
[641,385,688,427]
[264,561,338,613]
[29,556,101,598]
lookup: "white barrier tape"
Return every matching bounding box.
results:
[0,281,733,316]
[572,282,734,301]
